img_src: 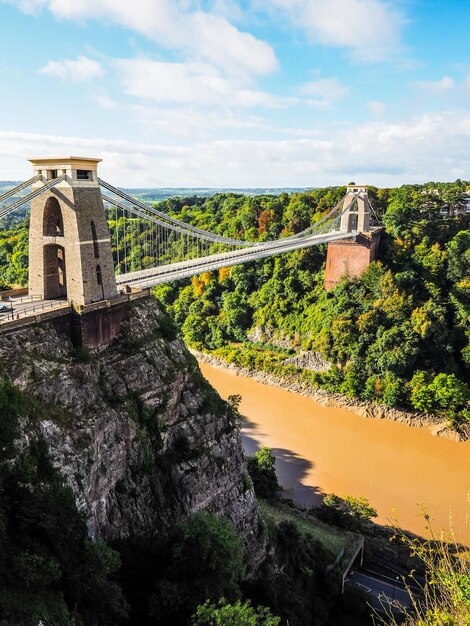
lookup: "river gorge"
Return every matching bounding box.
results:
[200,361,470,545]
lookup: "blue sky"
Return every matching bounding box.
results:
[1,0,470,187]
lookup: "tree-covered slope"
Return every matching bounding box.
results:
[154,184,470,428]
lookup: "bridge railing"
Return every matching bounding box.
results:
[0,299,69,324]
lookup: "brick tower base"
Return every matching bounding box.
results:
[324,230,382,291]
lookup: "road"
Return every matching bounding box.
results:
[345,569,413,612]
[0,296,68,323]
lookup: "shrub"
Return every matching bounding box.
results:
[378,523,470,626]
[192,598,280,626]
[316,494,377,532]
[247,447,280,499]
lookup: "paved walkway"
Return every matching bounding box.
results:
[0,295,68,324]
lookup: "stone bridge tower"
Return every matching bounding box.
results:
[324,185,381,290]
[28,157,118,306]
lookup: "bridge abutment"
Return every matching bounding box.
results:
[324,185,380,290]
[324,230,381,290]
[0,290,150,349]
[70,296,136,349]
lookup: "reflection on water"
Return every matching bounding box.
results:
[199,361,470,543]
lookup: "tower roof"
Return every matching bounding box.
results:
[28,156,102,169]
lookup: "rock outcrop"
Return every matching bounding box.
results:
[0,297,264,570]
[283,351,330,372]
[247,326,300,351]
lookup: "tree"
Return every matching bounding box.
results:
[447,230,470,282]
[383,186,422,240]
[247,447,280,498]
[170,513,243,601]
[192,599,280,626]
[409,371,470,423]
[316,494,377,531]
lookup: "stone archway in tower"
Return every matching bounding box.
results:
[349,212,358,231]
[43,196,64,237]
[43,244,67,299]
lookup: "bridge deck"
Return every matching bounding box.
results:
[116,230,354,290]
[0,295,69,325]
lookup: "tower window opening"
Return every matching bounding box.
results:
[96,264,103,286]
[47,169,58,180]
[43,196,64,237]
[77,170,92,181]
[91,220,100,258]
[349,213,359,231]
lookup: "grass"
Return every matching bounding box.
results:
[259,499,362,571]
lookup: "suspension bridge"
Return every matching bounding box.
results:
[0,157,381,344]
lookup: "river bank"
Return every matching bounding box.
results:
[192,350,470,442]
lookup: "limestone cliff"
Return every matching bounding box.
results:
[0,296,263,569]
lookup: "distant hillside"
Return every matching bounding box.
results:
[1,181,312,203]
[124,187,312,202]
[0,181,22,192]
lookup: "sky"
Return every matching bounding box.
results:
[1,0,470,187]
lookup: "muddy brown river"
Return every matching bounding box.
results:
[199,361,470,543]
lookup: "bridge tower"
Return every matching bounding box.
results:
[28,157,118,306]
[324,185,381,290]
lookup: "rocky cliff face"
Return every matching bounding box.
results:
[0,296,263,569]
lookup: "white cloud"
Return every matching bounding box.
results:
[3,110,470,187]
[8,0,278,77]
[94,88,117,109]
[38,55,104,81]
[115,58,293,108]
[299,78,348,106]
[257,0,405,62]
[130,105,270,139]
[367,100,386,116]
[415,76,454,92]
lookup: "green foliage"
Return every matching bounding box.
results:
[446,230,470,283]
[247,447,280,499]
[72,345,91,362]
[192,599,280,626]
[141,182,470,428]
[378,521,470,626]
[0,219,29,286]
[316,494,378,532]
[409,371,470,424]
[246,514,371,626]
[117,513,244,626]
[171,513,243,600]
[0,374,22,458]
